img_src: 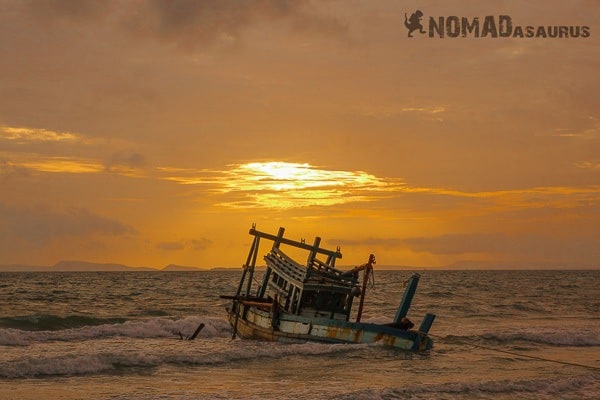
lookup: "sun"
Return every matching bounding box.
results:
[245,162,313,183]
[239,161,346,191]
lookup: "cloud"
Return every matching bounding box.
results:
[157,160,600,212]
[0,126,146,181]
[104,150,146,175]
[403,232,600,265]
[0,125,81,143]
[156,237,212,251]
[360,104,447,120]
[159,161,402,208]
[400,185,600,212]
[18,157,105,174]
[24,0,111,22]
[18,0,348,50]
[0,160,31,182]
[0,203,136,246]
[329,237,404,248]
[0,126,148,177]
[404,233,512,255]
[156,241,185,251]
[128,0,347,47]
[330,231,599,267]
[575,160,600,170]
[2,154,143,177]
[548,118,600,139]
[190,238,211,250]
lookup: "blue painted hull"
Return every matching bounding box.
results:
[228,306,433,351]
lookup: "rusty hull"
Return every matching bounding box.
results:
[229,306,432,351]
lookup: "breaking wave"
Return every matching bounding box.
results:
[0,335,362,378]
[0,315,231,346]
[0,315,128,331]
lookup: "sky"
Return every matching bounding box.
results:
[0,0,598,269]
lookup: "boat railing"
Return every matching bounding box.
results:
[265,247,308,284]
[308,257,350,280]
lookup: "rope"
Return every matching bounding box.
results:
[367,268,375,289]
[427,333,600,372]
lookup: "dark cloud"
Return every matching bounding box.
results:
[404,233,512,255]
[105,150,146,171]
[0,160,30,183]
[329,237,404,248]
[0,202,136,246]
[130,0,347,46]
[156,237,212,251]
[25,0,112,22]
[156,241,185,251]
[331,231,600,267]
[190,238,211,250]
[404,232,600,266]
[18,0,348,49]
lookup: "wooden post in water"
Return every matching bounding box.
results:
[188,323,205,340]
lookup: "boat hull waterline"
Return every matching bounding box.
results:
[227,306,433,351]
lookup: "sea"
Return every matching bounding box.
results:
[0,269,598,399]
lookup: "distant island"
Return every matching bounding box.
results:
[162,264,204,272]
[1,260,591,272]
[0,261,239,272]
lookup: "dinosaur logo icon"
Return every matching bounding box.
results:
[405,10,426,37]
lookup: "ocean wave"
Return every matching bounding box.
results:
[480,330,600,347]
[0,338,361,378]
[0,314,128,331]
[441,326,600,347]
[334,373,600,399]
[1,354,117,378]
[0,316,231,346]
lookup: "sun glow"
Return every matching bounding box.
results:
[159,161,600,212]
[222,162,396,208]
[245,162,317,182]
[232,162,378,191]
[160,161,398,209]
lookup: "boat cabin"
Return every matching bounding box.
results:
[260,247,358,321]
[234,226,364,322]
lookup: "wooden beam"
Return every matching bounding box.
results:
[249,227,342,259]
[307,236,321,266]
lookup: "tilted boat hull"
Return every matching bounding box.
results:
[228,306,433,351]
[222,226,436,352]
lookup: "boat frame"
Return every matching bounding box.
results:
[222,225,435,351]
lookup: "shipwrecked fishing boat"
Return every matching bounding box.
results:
[221,226,436,351]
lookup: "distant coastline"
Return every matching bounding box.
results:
[0,260,596,272]
[0,261,239,272]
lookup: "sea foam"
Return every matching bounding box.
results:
[0,315,231,346]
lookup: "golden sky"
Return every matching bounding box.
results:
[0,0,598,269]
